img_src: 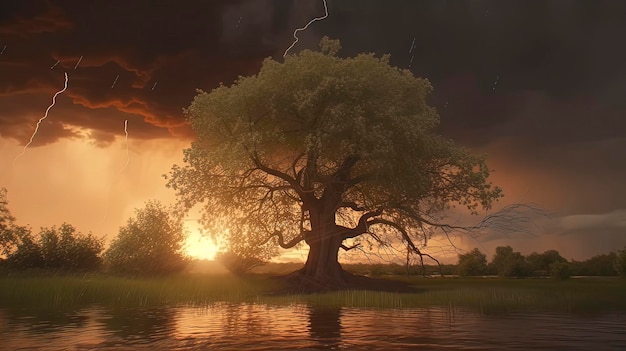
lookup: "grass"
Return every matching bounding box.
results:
[0,273,275,309]
[264,277,626,314]
[1,272,624,314]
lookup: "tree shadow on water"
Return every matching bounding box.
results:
[100,306,177,342]
[307,304,342,349]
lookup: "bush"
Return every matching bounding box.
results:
[550,261,571,280]
[4,224,103,271]
[104,200,189,275]
[38,224,104,271]
[216,251,266,275]
[4,227,44,269]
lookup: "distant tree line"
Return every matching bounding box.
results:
[1,188,188,275]
[457,245,626,280]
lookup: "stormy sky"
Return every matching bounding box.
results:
[0,0,625,262]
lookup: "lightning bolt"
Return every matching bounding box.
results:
[14,72,69,162]
[100,120,131,224]
[74,55,83,70]
[111,74,119,88]
[121,120,130,173]
[408,37,417,68]
[151,81,157,90]
[283,0,329,57]
[0,45,6,55]
[50,60,60,69]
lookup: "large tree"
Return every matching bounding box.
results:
[166,38,502,287]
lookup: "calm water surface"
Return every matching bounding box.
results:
[1,304,625,350]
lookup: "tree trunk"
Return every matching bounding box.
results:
[291,186,355,288]
[292,204,351,288]
[302,228,345,284]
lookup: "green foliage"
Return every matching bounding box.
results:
[166,37,502,264]
[216,251,266,275]
[550,261,571,280]
[457,248,487,277]
[526,250,567,276]
[3,226,44,269]
[570,253,618,276]
[490,246,530,278]
[1,189,103,271]
[3,223,103,271]
[37,223,104,271]
[105,200,189,275]
[616,247,626,277]
[0,188,17,257]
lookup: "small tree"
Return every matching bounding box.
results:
[105,200,189,275]
[527,250,567,276]
[490,246,529,277]
[457,248,487,277]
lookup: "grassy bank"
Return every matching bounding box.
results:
[1,273,624,314]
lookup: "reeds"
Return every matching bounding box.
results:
[1,273,624,314]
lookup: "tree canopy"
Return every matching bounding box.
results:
[457,248,488,277]
[166,38,502,287]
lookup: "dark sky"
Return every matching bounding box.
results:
[0,0,625,261]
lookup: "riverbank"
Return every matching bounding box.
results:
[1,273,624,314]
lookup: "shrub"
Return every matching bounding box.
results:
[216,251,266,275]
[550,261,571,280]
[104,200,189,275]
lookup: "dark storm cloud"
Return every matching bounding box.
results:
[311,1,626,146]
[0,0,293,145]
[2,0,624,145]
[0,5,73,36]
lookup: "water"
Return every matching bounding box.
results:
[2,304,625,350]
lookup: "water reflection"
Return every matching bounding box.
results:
[2,304,626,350]
[307,305,342,349]
[1,307,90,334]
[100,307,177,342]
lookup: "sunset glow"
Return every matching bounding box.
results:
[183,222,220,260]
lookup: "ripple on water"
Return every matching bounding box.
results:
[1,304,626,350]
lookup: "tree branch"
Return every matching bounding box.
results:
[367,218,443,276]
[342,209,383,240]
[339,201,366,211]
[250,152,306,199]
[258,230,305,249]
[340,243,361,251]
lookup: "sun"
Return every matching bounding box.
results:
[183,222,220,260]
